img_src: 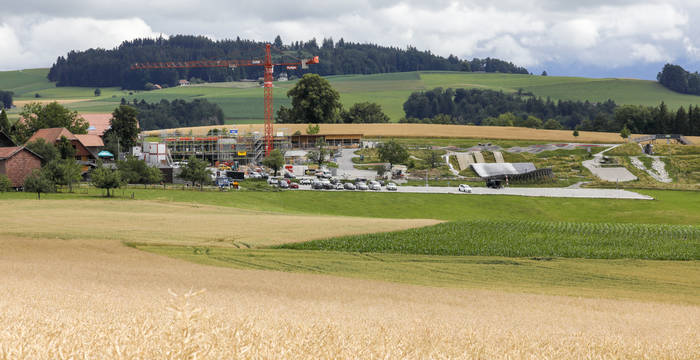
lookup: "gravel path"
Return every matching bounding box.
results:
[630,156,672,183]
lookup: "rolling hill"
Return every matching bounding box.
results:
[3,69,700,124]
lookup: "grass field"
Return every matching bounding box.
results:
[5,69,700,124]
[4,187,699,224]
[278,219,699,260]
[1,188,699,357]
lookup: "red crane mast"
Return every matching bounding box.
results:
[131,44,319,156]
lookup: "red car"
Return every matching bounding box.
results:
[289,183,299,189]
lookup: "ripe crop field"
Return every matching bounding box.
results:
[1,190,699,357]
[145,122,656,143]
[3,237,698,358]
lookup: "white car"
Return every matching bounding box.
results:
[369,181,382,191]
[458,184,472,193]
[356,182,369,191]
[386,182,398,191]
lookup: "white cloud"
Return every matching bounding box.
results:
[1,1,700,78]
[0,17,161,70]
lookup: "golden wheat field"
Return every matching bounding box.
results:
[142,123,700,144]
[1,199,699,359]
[0,199,439,247]
[2,235,699,359]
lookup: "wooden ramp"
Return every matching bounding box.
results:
[493,151,505,163]
[473,151,485,163]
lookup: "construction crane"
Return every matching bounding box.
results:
[130,44,319,156]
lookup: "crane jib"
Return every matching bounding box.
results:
[129,44,318,156]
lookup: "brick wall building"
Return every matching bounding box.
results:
[0,147,42,187]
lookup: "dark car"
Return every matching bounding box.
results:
[290,182,299,189]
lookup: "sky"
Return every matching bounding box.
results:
[2,1,700,79]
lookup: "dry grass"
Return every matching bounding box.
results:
[1,236,698,359]
[143,123,676,143]
[0,199,439,247]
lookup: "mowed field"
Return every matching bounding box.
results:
[4,69,700,124]
[1,192,699,358]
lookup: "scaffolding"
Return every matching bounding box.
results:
[164,134,285,165]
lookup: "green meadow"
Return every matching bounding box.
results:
[4,69,700,123]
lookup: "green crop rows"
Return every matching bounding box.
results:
[278,219,700,260]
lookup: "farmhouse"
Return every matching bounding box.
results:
[178,79,190,86]
[80,113,112,137]
[27,128,104,165]
[0,146,42,187]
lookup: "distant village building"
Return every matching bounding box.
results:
[178,79,190,86]
[277,72,289,82]
[80,113,113,137]
[0,146,42,188]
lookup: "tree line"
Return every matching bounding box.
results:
[400,88,617,131]
[47,35,528,89]
[657,63,700,95]
[400,88,700,135]
[122,98,224,130]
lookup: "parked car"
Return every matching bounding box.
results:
[335,183,345,190]
[278,180,289,189]
[289,182,299,189]
[354,177,368,184]
[312,180,324,189]
[369,181,382,191]
[386,182,398,191]
[458,184,472,193]
[344,182,356,190]
[356,182,369,190]
[284,171,296,179]
[322,181,335,190]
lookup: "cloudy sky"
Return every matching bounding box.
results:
[2,1,700,79]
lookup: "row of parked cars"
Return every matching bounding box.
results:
[309,178,398,191]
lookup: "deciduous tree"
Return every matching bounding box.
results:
[378,140,409,169]
[276,74,342,124]
[262,149,285,177]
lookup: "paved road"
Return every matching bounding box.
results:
[335,149,379,180]
[295,185,653,200]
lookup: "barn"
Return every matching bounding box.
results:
[0,146,42,188]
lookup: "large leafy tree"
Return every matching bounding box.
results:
[276,74,342,124]
[340,102,390,123]
[378,140,409,169]
[15,102,88,143]
[45,159,82,192]
[106,105,139,151]
[262,149,285,176]
[178,156,210,189]
[117,156,162,187]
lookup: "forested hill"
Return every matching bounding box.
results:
[47,35,528,89]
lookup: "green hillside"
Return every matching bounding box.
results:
[3,69,700,124]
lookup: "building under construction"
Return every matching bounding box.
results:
[163,133,362,165]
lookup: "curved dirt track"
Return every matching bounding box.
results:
[1,235,698,359]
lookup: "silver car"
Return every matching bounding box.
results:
[336,183,345,190]
[344,182,356,190]
[356,182,369,190]
[386,182,398,191]
[369,181,382,191]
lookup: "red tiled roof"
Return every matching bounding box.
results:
[74,134,104,147]
[27,128,76,144]
[0,146,21,159]
[81,113,112,136]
